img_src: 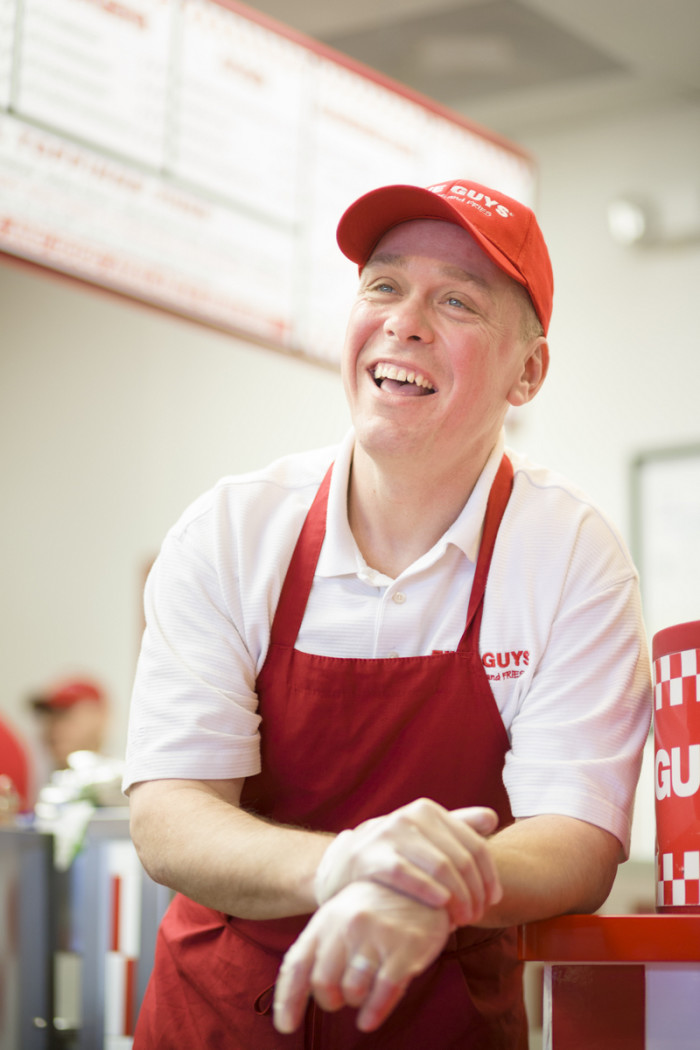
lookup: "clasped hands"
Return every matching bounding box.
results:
[273,799,501,1034]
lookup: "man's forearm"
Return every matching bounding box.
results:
[475,813,621,928]
[129,777,332,919]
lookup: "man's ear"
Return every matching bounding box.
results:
[507,337,549,407]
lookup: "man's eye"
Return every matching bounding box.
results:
[445,295,478,312]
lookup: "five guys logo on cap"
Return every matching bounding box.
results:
[429,183,512,219]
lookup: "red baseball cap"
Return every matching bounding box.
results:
[31,679,105,712]
[336,179,554,335]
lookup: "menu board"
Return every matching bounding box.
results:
[0,0,536,366]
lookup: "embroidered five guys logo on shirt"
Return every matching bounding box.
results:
[430,649,530,681]
[482,650,529,681]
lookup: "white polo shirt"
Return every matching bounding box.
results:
[124,429,651,854]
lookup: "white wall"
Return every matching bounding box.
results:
[2,96,699,830]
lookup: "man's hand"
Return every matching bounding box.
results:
[314,798,501,926]
[273,882,451,1035]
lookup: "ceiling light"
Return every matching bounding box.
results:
[607,197,650,246]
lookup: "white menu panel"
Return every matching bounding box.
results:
[172,0,307,224]
[0,0,536,366]
[16,0,172,168]
[0,0,15,109]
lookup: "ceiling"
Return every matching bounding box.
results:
[239,0,700,141]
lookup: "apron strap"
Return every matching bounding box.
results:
[268,463,333,648]
[458,453,514,651]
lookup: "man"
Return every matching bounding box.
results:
[125,179,651,1048]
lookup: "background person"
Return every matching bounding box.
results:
[30,677,109,772]
[125,178,651,1048]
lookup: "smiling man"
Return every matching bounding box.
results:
[125,180,651,1049]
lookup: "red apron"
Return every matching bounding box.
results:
[135,454,527,1049]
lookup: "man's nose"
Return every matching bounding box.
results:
[383,297,433,342]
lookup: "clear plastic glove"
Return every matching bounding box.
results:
[274,881,451,1035]
[313,798,501,927]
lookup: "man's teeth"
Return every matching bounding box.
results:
[373,363,435,391]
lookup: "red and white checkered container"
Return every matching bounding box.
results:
[652,619,700,913]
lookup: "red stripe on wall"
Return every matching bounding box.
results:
[110,875,121,953]
[124,957,137,1036]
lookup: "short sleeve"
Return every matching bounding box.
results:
[123,502,263,791]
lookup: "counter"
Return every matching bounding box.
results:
[519,913,700,1049]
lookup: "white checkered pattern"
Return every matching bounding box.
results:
[657,849,700,907]
[654,645,700,910]
[654,648,700,709]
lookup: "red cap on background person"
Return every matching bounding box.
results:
[30,678,105,712]
[336,178,554,335]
